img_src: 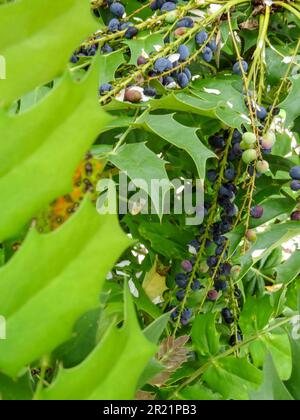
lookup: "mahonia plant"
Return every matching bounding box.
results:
[1,0,300,401]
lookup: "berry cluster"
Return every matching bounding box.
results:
[171,255,202,326]
[84,2,222,102]
[290,166,300,192]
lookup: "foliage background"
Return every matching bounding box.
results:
[0,0,299,400]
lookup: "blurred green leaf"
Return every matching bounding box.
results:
[0,0,97,106]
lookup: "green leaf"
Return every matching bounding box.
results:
[54,309,101,368]
[191,313,220,357]
[239,222,300,281]
[178,383,223,401]
[285,338,300,399]
[239,296,274,338]
[99,50,125,84]
[0,0,98,106]
[109,142,169,218]
[250,354,294,400]
[143,114,216,180]
[276,251,300,285]
[143,312,170,344]
[138,221,194,259]
[0,199,132,377]
[250,197,296,229]
[0,372,33,400]
[124,33,164,65]
[36,285,156,400]
[203,357,262,400]
[192,77,250,128]
[0,61,111,241]
[280,76,300,127]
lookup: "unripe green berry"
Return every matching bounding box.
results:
[242,149,257,164]
[261,130,276,149]
[240,140,255,150]
[231,265,241,280]
[165,11,178,24]
[246,229,257,242]
[242,132,257,146]
[256,160,270,174]
[199,260,209,273]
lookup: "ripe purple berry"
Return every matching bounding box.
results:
[250,205,264,219]
[291,211,300,221]
[208,289,219,301]
[181,260,193,273]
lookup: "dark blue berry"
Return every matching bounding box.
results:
[171,308,179,320]
[176,289,186,301]
[119,22,132,31]
[175,273,189,288]
[110,2,125,18]
[225,168,236,181]
[233,129,242,143]
[290,166,300,181]
[108,18,120,32]
[70,55,78,64]
[191,279,201,291]
[144,87,157,97]
[214,236,226,246]
[209,135,225,149]
[101,44,113,54]
[161,2,176,12]
[99,83,113,95]
[291,180,300,191]
[181,308,192,325]
[208,38,217,52]
[215,280,228,292]
[183,67,192,81]
[177,17,194,28]
[178,44,190,62]
[220,262,232,276]
[195,31,208,45]
[207,169,217,183]
[256,106,267,120]
[154,57,173,73]
[202,47,213,62]
[229,334,242,346]
[177,72,189,88]
[233,60,248,75]
[125,26,138,39]
[221,308,234,324]
[219,185,234,199]
[207,256,218,267]
[163,76,175,86]
[189,239,200,252]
